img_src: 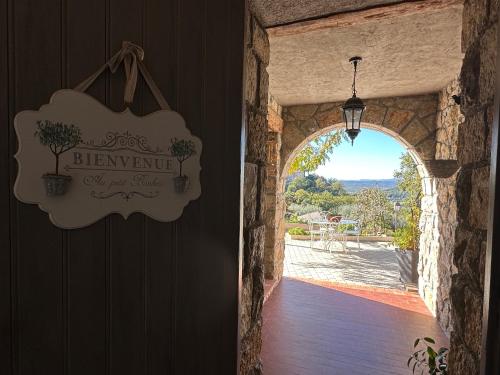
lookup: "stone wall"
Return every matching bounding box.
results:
[449,1,498,373]
[419,79,462,335]
[240,10,270,375]
[263,95,286,280]
[280,95,440,174]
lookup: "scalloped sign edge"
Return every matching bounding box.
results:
[14,89,202,229]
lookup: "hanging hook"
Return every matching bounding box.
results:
[349,56,362,98]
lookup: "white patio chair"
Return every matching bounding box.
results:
[307,220,323,249]
[342,220,361,250]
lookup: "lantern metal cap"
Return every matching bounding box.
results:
[342,95,366,110]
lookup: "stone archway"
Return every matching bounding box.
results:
[264,88,462,334]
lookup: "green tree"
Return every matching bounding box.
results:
[288,130,344,174]
[353,188,393,235]
[393,153,422,251]
[287,174,346,195]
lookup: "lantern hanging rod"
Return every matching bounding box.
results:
[349,56,362,97]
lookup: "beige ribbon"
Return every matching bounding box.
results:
[75,41,171,110]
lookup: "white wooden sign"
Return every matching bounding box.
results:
[14,90,202,229]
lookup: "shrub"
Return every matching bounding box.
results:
[288,227,309,236]
[394,225,418,250]
[288,213,305,224]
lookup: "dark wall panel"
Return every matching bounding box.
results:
[13,1,64,374]
[0,0,245,374]
[66,1,107,374]
[0,0,12,373]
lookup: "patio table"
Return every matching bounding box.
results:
[309,219,357,252]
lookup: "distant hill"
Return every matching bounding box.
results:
[340,179,398,194]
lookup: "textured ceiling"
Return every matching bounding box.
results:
[267,6,463,106]
[250,0,403,27]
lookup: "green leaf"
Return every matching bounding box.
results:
[424,337,436,344]
[414,338,420,348]
[288,130,343,174]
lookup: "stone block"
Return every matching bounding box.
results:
[362,103,386,125]
[420,112,438,133]
[383,108,414,133]
[464,286,484,355]
[252,17,270,65]
[457,109,488,165]
[460,44,480,110]
[288,104,318,120]
[251,261,264,321]
[243,224,265,278]
[240,273,253,338]
[317,102,338,112]
[268,94,282,115]
[244,163,258,228]
[239,319,263,375]
[245,50,258,105]
[297,118,319,135]
[282,109,296,122]
[267,108,283,133]
[491,0,499,21]
[257,165,267,222]
[415,137,436,160]
[281,122,304,155]
[453,227,485,286]
[469,166,489,230]
[316,107,343,128]
[247,110,268,163]
[479,24,498,105]
[448,332,479,374]
[461,0,489,52]
[416,96,439,119]
[400,117,431,145]
[258,65,269,112]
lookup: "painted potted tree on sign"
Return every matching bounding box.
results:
[35,120,82,196]
[393,153,422,284]
[170,138,196,193]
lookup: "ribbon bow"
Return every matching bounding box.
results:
[108,41,145,105]
[74,41,170,110]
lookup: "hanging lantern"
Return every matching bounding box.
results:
[342,56,366,145]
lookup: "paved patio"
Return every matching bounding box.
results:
[262,278,449,375]
[284,238,403,289]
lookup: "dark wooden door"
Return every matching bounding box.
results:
[0,1,245,374]
[480,15,500,375]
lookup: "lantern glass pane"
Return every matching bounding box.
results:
[344,108,353,128]
[352,108,363,129]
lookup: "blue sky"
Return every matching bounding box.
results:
[315,129,406,180]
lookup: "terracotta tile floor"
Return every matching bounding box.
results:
[262,277,449,375]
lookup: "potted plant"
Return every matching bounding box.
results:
[393,153,422,285]
[394,221,420,284]
[34,120,82,196]
[169,138,196,193]
[408,337,448,374]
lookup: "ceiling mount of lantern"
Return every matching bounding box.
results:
[342,56,366,145]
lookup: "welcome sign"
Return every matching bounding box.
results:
[14,90,202,229]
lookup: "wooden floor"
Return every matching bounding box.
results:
[262,277,449,375]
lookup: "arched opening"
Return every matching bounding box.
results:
[276,123,432,290]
